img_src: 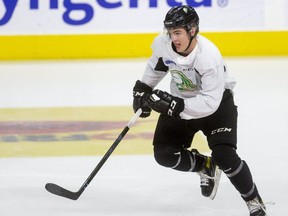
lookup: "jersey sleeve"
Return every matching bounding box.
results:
[141,35,169,88]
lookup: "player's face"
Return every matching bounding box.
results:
[168,28,192,55]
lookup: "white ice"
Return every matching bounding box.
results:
[0,57,288,215]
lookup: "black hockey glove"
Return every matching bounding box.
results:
[147,90,184,119]
[133,80,153,118]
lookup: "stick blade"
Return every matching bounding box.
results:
[45,183,80,200]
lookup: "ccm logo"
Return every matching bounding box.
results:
[168,100,177,116]
[211,127,232,135]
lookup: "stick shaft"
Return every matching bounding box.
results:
[79,109,142,193]
[46,109,142,200]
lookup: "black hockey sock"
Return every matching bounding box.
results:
[211,145,258,201]
[154,148,205,172]
[226,160,258,201]
[171,149,206,172]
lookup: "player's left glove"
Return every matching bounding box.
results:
[133,80,153,118]
[147,89,184,119]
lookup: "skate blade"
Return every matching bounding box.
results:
[209,166,222,200]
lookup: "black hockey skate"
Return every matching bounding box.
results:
[246,196,267,216]
[198,155,222,200]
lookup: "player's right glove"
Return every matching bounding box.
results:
[133,80,153,118]
[147,89,184,119]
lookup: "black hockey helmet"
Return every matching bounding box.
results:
[164,5,199,31]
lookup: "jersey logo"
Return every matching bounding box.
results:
[171,70,198,92]
[164,60,176,65]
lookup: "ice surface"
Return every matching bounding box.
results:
[0,57,288,215]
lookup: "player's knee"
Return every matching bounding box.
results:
[154,147,180,168]
[211,144,242,173]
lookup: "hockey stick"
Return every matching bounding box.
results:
[45,108,142,200]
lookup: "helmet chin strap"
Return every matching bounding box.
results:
[184,33,194,52]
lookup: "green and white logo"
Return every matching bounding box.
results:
[171,70,198,92]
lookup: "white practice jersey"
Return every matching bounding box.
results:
[142,33,236,120]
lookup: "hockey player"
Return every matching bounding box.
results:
[132,5,267,216]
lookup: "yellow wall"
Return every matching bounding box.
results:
[1,31,287,60]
